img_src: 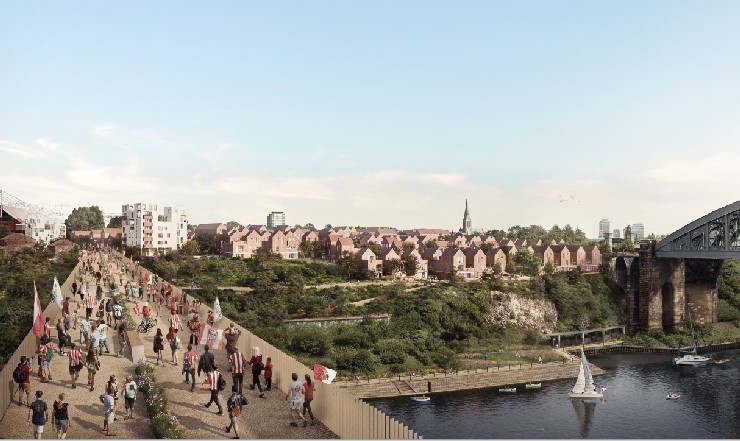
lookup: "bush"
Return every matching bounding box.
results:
[135,363,184,439]
[288,326,331,356]
[335,348,377,374]
[717,299,740,322]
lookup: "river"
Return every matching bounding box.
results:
[368,350,740,438]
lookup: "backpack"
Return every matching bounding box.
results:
[256,361,264,374]
[13,365,24,384]
[45,347,54,362]
[230,396,242,416]
[217,373,226,391]
[114,307,122,319]
[183,354,192,372]
[126,383,136,399]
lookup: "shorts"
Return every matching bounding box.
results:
[105,411,114,424]
[42,360,51,370]
[69,367,76,376]
[33,425,44,433]
[125,397,135,409]
[290,399,302,410]
[56,419,69,427]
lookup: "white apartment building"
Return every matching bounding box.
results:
[1,205,66,243]
[598,218,610,239]
[122,203,188,256]
[267,211,286,228]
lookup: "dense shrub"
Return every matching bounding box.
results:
[135,363,184,439]
[288,326,331,356]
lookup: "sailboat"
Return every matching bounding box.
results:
[569,349,603,399]
[672,311,711,367]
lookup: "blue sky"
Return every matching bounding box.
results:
[2,1,740,236]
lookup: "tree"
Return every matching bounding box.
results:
[512,248,541,276]
[366,242,382,256]
[402,242,416,251]
[403,256,419,276]
[194,233,214,254]
[0,225,9,239]
[424,240,438,250]
[107,216,124,228]
[485,229,506,237]
[226,221,244,230]
[337,251,361,278]
[64,206,104,236]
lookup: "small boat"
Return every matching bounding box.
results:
[712,358,730,365]
[673,311,711,367]
[666,393,681,400]
[525,383,542,389]
[569,349,603,399]
[410,395,430,402]
[499,387,517,393]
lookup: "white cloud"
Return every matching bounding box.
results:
[198,143,232,161]
[0,140,44,159]
[35,138,60,152]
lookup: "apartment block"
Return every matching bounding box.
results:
[122,203,188,256]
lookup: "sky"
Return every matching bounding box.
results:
[3,1,740,237]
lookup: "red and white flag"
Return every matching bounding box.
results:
[314,363,337,385]
[32,280,44,339]
[197,324,224,349]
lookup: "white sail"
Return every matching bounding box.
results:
[571,358,586,394]
[582,351,597,392]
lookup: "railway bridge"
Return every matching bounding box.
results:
[615,200,740,334]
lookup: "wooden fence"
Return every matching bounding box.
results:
[120,252,421,439]
[0,261,79,423]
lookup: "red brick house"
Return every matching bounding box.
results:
[485,247,507,272]
[357,247,382,276]
[49,238,76,257]
[463,247,486,279]
[581,245,601,272]
[566,245,586,268]
[531,245,555,266]
[0,233,35,253]
[429,248,466,278]
[379,247,402,277]
[550,245,572,270]
[400,248,428,279]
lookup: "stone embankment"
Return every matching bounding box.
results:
[340,360,604,398]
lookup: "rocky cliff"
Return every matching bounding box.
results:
[486,291,558,334]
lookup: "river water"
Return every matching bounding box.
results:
[368,350,740,438]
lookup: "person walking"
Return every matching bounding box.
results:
[86,349,100,391]
[79,317,90,347]
[183,345,198,392]
[168,309,181,339]
[247,347,266,398]
[228,347,246,394]
[170,334,181,365]
[224,323,241,370]
[62,297,70,316]
[52,393,71,439]
[43,317,52,341]
[225,384,248,439]
[264,357,273,391]
[85,292,96,320]
[63,312,71,334]
[153,328,165,365]
[116,324,129,358]
[202,364,224,415]
[38,336,54,382]
[198,345,215,378]
[107,375,119,417]
[56,318,69,355]
[67,344,82,389]
[72,306,80,330]
[101,388,115,436]
[16,356,32,406]
[97,321,111,354]
[302,374,316,427]
[188,314,200,350]
[112,301,123,330]
[285,373,306,427]
[153,290,161,316]
[28,390,49,439]
[123,376,137,420]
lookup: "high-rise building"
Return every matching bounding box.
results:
[267,211,286,228]
[612,229,621,239]
[631,223,645,241]
[599,219,610,238]
[462,199,472,234]
[122,203,188,256]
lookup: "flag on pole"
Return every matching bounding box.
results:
[314,364,337,384]
[32,281,44,339]
[51,276,63,308]
[213,296,222,323]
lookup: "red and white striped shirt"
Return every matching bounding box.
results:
[43,322,51,337]
[133,304,140,315]
[39,343,53,358]
[207,370,221,390]
[168,314,181,330]
[85,295,96,309]
[185,351,198,371]
[229,352,247,374]
[68,349,81,366]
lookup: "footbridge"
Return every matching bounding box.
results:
[615,200,740,334]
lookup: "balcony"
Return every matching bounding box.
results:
[143,222,153,227]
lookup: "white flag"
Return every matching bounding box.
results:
[51,276,63,308]
[213,296,222,322]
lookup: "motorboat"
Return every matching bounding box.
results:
[569,349,603,399]
[410,395,430,402]
[499,387,517,393]
[525,383,542,389]
[666,393,681,400]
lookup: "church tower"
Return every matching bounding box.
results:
[462,199,472,234]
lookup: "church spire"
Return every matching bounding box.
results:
[462,199,472,234]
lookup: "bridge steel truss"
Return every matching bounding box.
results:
[655,199,740,259]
